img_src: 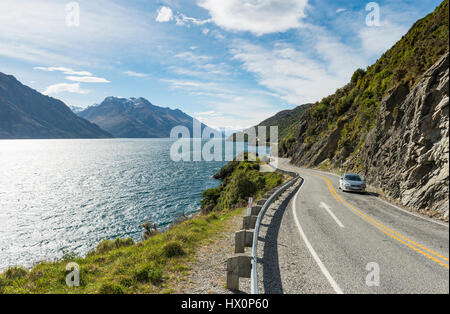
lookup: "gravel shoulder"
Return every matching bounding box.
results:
[174,208,250,294]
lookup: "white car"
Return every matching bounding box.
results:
[339,173,366,193]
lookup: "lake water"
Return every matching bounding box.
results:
[0,138,268,272]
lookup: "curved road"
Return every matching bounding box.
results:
[265,159,449,294]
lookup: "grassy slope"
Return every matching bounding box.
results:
[0,160,283,294]
[277,0,449,166]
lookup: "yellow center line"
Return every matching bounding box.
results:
[303,170,449,270]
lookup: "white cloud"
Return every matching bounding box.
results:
[174,51,211,63]
[156,6,173,22]
[175,13,211,26]
[65,76,110,83]
[43,83,90,95]
[358,22,408,56]
[161,79,233,94]
[197,0,308,35]
[336,8,346,13]
[123,70,148,77]
[34,67,92,76]
[0,0,165,66]
[195,110,223,118]
[231,35,366,104]
[196,96,278,130]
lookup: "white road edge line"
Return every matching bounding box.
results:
[293,177,344,294]
[320,202,345,228]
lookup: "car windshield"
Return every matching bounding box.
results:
[345,175,362,181]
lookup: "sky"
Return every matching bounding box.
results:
[0,0,443,131]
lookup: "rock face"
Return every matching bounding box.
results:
[291,118,346,167]
[0,72,112,139]
[78,97,208,138]
[358,53,449,215]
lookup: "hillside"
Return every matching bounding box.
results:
[0,72,112,139]
[78,97,207,138]
[256,0,449,215]
[229,104,311,155]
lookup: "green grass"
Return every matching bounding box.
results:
[0,208,245,294]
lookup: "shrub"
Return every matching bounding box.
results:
[351,68,366,84]
[99,283,124,294]
[142,222,160,240]
[134,265,163,284]
[162,241,185,258]
[147,268,163,284]
[201,188,221,208]
[90,238,134,255]
[4,267,28,280]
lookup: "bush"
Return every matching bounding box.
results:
[201,188,221,207]
[162,241,185,258]
[99,283,124,294]
[142,221,160,240]
[90,238,134,255]
[351,68,366,84]
[147,268,163,284]
[4,267,28,280]
[134,265,163,284]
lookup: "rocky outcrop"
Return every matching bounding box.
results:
[291,118,346,167]
[357,53,449,216]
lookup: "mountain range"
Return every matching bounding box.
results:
[0,74,208,139]
[77,97,207,138]
[0,72,111,139]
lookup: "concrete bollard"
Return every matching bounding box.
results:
[251,205,262,216]
[242,215,258,230]
[235,229,254,253]
[226,254,252,290]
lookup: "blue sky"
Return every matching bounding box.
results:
[0,0,442,130]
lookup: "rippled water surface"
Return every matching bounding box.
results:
[0,139,260,271]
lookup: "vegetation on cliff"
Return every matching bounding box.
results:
[201,155,284,214]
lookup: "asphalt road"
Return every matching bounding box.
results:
[269,158,449,294]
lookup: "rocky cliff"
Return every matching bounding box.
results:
[357,53,449,217]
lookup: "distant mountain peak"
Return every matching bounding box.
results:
[77,96,208,138]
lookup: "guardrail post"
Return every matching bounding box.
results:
[243,215,258,230]
[251,205,262,216]
[226,254,252,290]
[235,230,254,253]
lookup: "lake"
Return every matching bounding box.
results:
[0,138,268,272]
